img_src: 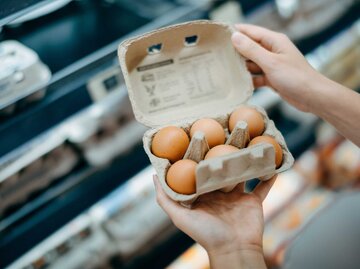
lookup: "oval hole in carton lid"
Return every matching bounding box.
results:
[184,35,198,46]
[118,20,254,128]
[147,43,162,55]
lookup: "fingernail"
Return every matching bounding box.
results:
[231,32,243,45]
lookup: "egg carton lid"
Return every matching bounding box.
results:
[118,20,253,128]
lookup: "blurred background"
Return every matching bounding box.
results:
[0,0,359,268]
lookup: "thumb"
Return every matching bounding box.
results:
[153,175,189,225]
[231,32,272,70]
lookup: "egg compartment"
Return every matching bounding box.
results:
[142,103,293,204]
[118,20,294,204]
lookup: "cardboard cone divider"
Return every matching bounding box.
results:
[118,20,294,205]
[183,131,209,163]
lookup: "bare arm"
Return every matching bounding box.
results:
[309,76,360,146]
[231,24,360,146]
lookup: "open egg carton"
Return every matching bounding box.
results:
[0,40,51,116]
[119,20,294,204]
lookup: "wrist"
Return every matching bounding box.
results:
[207,245,266,269]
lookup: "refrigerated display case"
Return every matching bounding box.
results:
[1,0,359,268]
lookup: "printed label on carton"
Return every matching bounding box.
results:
[135,51,229,114]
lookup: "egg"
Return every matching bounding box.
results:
[166,159,197,194]
[248,135,283,168]
[151,126,190,163]
[228,107,265,139]
[204,144,240,160]
[190,118,225,148]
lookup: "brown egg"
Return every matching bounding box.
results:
[190,118,225,148]
[151,126,189,163]
[229,107,265,139]
[248,135,283,168]
[204,144,240,160]
[166,159,197,195]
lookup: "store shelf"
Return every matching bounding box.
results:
[294,1,360,55]
[0,3,212,267]
[1,1,359,269]
[0,2,208,159]
[0,143,150,268]
[0,161,91,233]
[120,231,194,269]
[1,0,357,160]
[1,1,151,73]
[0,0,51,27]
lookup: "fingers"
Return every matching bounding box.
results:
[252,75,268,88]
[232,182,245,193]
[246,60,268,88]
[252,175,278,202]
[246,61,262,74]
[153,175,188,223]
[231,32,272,69]
[235,24,285,53]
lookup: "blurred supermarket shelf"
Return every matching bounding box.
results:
[0,0,58,27]
[0,0,209,158]
[4,166,188,269]
[0,40,51,114]
[3,15,358,254]
[0,1,359,269]
[0,2,211,267]
[248,0,355,41]
[0,0,359,162]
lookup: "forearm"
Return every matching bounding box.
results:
[308,74,360,147]
[208,249,267,269]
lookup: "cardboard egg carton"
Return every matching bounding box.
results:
[118,20,294,204]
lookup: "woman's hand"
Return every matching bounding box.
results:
[154,175,277,268]
[231,24,322,112]
[232,24,360,147]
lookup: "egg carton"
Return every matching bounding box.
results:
[0,134,79,214]
[118,20,294,204]
[0,40,51,115]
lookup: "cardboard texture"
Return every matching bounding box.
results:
[118,20,294,204]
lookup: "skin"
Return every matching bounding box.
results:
[233,24,360,147]
[154,175,276,268]
[154,24,360,268]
